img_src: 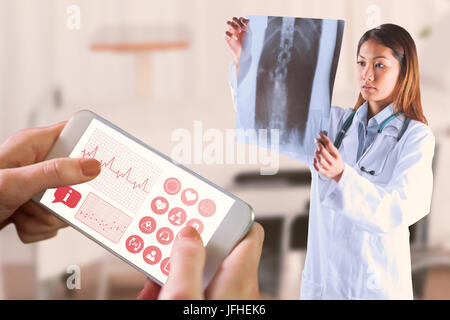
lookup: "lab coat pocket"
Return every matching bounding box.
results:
[357,134,397,181]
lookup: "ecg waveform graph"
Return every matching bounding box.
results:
[75,193,132,244]
[80,128,163,214]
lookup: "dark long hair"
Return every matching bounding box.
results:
[353,23,428,125]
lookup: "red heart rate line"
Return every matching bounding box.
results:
[78,128,163,214]
[81,145,151,194]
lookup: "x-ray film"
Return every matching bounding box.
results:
[233,15,345,161]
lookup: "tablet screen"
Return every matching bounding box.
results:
[39,118,235,283]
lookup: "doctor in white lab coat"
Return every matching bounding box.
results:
[225,18,435,299]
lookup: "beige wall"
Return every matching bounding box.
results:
[0,0,449,298]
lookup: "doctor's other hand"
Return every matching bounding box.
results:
[225,17,249,66]
[313,131,345,183]
[0,122,101,243]
[136,222,264,300]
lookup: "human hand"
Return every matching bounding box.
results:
[0,121,101,243]
[225,17,249,66]
[313,131,345,183]
[136,222,264,300]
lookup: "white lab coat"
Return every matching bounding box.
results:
[300,105,435,299]
[229,63,435,299]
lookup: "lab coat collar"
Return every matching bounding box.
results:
[355,101,405,136]
[373,103,394,126]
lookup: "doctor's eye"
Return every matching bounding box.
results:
[375,62,385,68]
[357,60,365,66]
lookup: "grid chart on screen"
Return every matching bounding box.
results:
[75,192,132,244]
[80,128,163,214]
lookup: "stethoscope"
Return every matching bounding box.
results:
[332,110,410,175]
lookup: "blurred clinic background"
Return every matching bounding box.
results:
[0,0,450,299]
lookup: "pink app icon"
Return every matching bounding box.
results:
[168,207,186,226]
[156,227,174,245]
[125,235,144,254]
[198,199,216,217]
[181,188,198,206]
[151,196,169,215]
[186,218,204,234]
[139,216,157,234]
[52,186,82,208]
[164,177,181,195]
[160,257,170,276]
[143,246,162,265]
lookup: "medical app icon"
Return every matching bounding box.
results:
[143,246,162,265]
[186,218,204,234]
[164,177,181,195]
[151,196,169,215]
[160,257,170,276]
[156,227,174,245]
[168,207,186,226]
[139,216,157,234]
[198,199,216,217]
[52,186,82,208]
[125,235,144,253]
[181,188,198,206]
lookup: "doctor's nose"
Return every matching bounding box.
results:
[362,66,374,82]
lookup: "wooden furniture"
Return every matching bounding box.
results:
[91,25,190,98]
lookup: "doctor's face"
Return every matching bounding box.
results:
[356,39,401,106]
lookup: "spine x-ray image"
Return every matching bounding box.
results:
[233,15,344,161]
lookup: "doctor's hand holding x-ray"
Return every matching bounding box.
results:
[226,17,435,299]
[225,16,345,182]
[225,17,249,75]
[313,132,345,182]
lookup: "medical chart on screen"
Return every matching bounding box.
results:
[40,118,235,283]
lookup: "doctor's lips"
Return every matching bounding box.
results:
[362,84,376,91]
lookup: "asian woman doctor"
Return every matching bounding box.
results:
[226,18,435,299]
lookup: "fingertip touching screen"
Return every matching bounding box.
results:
[40,118,235,283]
